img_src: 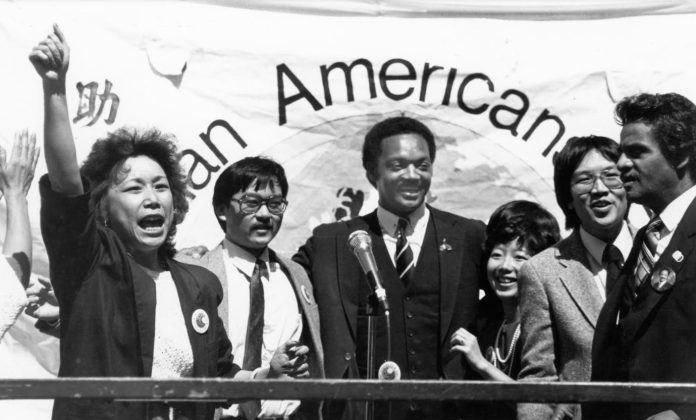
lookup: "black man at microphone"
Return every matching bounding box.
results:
[293,116,487,420]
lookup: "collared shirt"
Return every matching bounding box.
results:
[579,222,634,301]
[653,184,696,258]
[221,238,302,418]
[377,203,430,267]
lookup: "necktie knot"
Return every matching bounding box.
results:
[603,244,624,266]
[253,258,268,280]
[644,217,664,256]
[603,243,624,294]
[397,217,409,236]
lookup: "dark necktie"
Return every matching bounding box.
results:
[633,217,664,291]
[239,259,267,419]
[396,217,414,284]
[243,258,266,370]
[603,243,624,295]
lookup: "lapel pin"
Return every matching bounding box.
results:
[439,238,452,252]
[672,250,684,263]
[301,285,313,304]
[192,308,209,334]
[650,266,676,293]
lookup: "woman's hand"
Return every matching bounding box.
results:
[450,327,514,382]
[0,130,40,201]
[29,24,70,83]
[25,277,59,321]
[268,340,309,379]
[450,327,488,373]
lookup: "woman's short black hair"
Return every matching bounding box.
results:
[553,136,620,230]
[211,156,288,232]
[484,200,560,259]
[80,127,189,260]
[362,116,436,184]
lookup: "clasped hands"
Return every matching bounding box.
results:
[260,340,310,380]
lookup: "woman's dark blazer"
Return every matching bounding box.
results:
[40,176,238,420]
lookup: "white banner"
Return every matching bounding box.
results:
[1,2,696,416]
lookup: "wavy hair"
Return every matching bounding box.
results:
[80,127,189,260]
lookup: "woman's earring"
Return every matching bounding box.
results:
[104,218,112,228]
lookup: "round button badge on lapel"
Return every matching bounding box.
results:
[192,308,210,334]
[650,267,676,293]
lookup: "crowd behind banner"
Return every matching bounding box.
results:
[2,4,696,420]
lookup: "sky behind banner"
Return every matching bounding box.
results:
[0,3,695,416]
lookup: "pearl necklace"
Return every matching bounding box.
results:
[491,322,521,373]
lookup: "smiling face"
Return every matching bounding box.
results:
[568,149,628,241]
[216,178,284,253]
[487,239,530,302]
[102,155,174,258]
[369,133,433,218]
[618,122,683,214]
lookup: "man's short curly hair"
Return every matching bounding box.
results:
[80,127,189,260]
[615,93,696,178]
[362,116,436,185]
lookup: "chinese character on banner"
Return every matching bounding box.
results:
[73,79,120,126]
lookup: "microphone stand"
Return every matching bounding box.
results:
[365,292,380,420]
[364,277,395,420]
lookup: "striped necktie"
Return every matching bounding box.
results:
[396,217,414,284]
[633,217,664,291]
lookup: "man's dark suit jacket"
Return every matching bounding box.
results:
[293,206,484,415]
[589,197,696,420]
[40,176,237,420]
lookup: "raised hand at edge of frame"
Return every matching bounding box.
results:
[0,130,41,201]
[28,24,70,83]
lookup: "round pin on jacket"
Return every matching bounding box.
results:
[650,267,676,293]
[192,308,209,334]
[301,285,312,304]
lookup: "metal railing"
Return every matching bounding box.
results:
[0,379,695,404]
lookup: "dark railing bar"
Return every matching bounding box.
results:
[0,379,695,404]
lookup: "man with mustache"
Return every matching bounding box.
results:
[293,116,487,420]
[517,136,633,420]
[178,157,324,420]
[590,93,696,420]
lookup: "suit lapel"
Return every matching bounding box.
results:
[129,257,157,376]
[557,231,604,328]
[622,198,696,342]
[169,260,207,376]
[274,251,325,378]
[431,209,464,345]
[337,214,371,342]
[206,244,229,332]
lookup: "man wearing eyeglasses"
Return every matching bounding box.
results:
[517,136,633,420]
[178,156,324,420]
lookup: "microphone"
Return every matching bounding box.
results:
[348,230,390,313]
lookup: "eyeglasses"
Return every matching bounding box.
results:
[230,194,288,215]
[571,171,624,194]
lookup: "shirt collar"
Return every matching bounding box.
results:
[657,184,696,234]
[222,237,269,278]
[579,221,634,264]
[377,203,428,237]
